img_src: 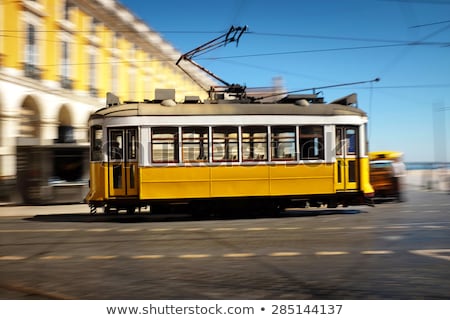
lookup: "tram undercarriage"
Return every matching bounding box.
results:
[88,192,370,216]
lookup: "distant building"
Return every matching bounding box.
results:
[0,0,214,203]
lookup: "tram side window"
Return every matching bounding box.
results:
[151,127,179,163]
[299,126,324,160]
[213,127,239,162]
[127,129,137,160]
[90,125,103,161]
[182,127,208,162]
[242,126,268,161]
[336,127,343,156]
[271,126,296,161]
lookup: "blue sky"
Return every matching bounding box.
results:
[120,0,450,162]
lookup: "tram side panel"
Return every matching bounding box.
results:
[85,162,106,205]
[138,163,335,201]
[140,166,210,200]
[209,165,270,197]
[268,163,334,196]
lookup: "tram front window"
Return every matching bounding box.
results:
[90,125,103,161]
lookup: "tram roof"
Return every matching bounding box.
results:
[90,101,367,119]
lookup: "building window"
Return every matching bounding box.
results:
[24,24,41,80]
[299,126,324,160]
[130,44,137,60]
[63,0,73,20]
[151,127,179,163]
[182,127,208,162]
[90,17,99,34]
[111,58,118,93]
[129,67,136,100]
[112,32,118,49]
[242,126,268,161]
[271,126,296,161]
[60,41,72,89]
[88,50,97,97]
[213,127,239,162]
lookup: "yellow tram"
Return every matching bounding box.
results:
[85,91,374,215]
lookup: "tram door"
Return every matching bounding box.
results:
[335,126,359,191]
[108,128,138,197]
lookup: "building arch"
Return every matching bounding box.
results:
[58,104,73,126]
[19,95,41,139]
[56,104,75,143]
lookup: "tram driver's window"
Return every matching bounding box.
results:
[271,126,296,161]
[182,127,208,162]
[151,127,179,163]
[300,126,324,160]
[242,126,268,161]
[213,127,239,162]
[90,125,103,161]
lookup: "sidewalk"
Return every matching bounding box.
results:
[405,169,450,192]
[0,203,88,217]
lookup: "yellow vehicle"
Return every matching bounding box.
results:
[85,91,374,215]
[369,151,405,201]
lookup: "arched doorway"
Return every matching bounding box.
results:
[57,104,75,143]
[19,95,41,139]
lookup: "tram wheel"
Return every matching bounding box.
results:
[104,204,115,215]
[327,199,338,208]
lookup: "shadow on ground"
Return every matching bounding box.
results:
[23,207,366,224]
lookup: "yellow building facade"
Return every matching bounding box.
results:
[0,0,213,203]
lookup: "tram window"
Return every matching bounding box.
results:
[182,127,208,162]
[151,127,179,163]
[109,130,123,161]
[336,128,343,156]
[299,126,324,160]
[271,126,296,161]
[364,124,368,156]
[242,126,268,161]
[213,127,239,162]
[127,129,137,160]
[90,125,103,161]
[346,128,357,155]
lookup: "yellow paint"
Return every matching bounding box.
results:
[1,1,21,68]
[139,163,335,200]
[140,166,210,199]
[88,160,372,203]
[369,150,403,161]
[1,3,208,101]
[85,162,105,203]
[359,157,374,195]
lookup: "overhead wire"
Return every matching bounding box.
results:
[2,22,449,87]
